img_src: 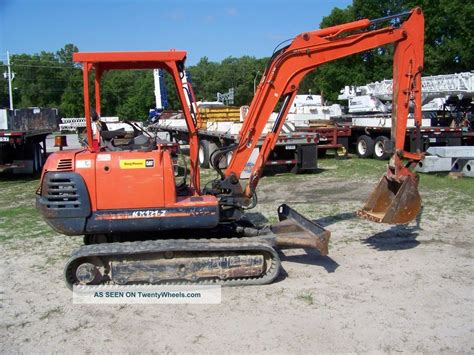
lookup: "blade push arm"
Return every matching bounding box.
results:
[224,8,424,199]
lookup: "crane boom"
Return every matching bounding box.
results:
[339,72,474,104]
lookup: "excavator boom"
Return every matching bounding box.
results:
[215,8,424,224]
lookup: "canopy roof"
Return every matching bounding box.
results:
[73,51,187,70]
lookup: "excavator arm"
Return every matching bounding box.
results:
[213,8,424,224]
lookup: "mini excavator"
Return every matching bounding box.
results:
[37,8,424,288]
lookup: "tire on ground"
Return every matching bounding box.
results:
[373,136,390,160]
[198,139,218,168]
[30,141,42,175]
[356,135,374,159]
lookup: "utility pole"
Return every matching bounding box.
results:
[253,70,261,94]
[5,51,14,110]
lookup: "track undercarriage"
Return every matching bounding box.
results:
[65,204,330,288]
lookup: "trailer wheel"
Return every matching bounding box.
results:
[26,141,42,175]
[35,142,44,173]
[356,135,374,159]
[373,136,390,160]
[198,140,218,168]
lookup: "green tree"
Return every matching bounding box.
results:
[1,44,83,114]
[57,44,82,117]
[187,55,268,106]
[57,43,79,63]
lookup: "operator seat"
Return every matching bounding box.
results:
[100,123,154,151]
[90,108,155,151]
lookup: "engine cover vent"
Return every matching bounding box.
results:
[57,159,73,171]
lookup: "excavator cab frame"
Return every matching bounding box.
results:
[74,50,203,193]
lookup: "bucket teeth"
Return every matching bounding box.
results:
[358,174,421,224]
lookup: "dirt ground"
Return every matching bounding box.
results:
[1,163,473,353]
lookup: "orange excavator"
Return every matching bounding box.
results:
[37,8,424,288]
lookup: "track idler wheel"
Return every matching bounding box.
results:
[66,257,107,287]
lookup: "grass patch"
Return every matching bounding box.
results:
[318,156,386,179]
[318,156,474,196]
[297,292,314,305]
[419,173,474,198]
[0,177,55,242]
[198,155,474,216]
[1,154,471,243]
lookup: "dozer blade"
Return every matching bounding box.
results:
[357,174,421,224]
[270,204,330,255]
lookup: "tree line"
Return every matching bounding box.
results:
[1,0,472,120]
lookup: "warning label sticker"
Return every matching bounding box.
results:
[119,159,154,169]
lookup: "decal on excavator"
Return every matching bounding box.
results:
[95,208,217,220]
[97,154,111,161]
[76,160,92,169]
[119,159,154,169]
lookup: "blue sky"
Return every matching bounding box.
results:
[0,0,352,65]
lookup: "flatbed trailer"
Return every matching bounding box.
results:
[295,125,352,156]
[297,114,467,160]
[154,123,320,173]
[0,108,58,174]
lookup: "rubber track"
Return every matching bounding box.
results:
[64,238,281,289]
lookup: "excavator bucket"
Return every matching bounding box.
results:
[357,174,421,224]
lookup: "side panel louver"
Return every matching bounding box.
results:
[57,159,73,171]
